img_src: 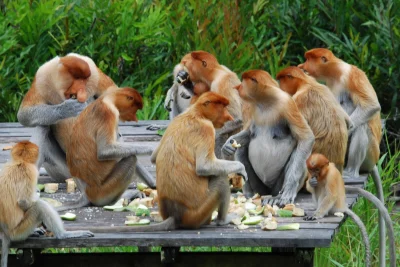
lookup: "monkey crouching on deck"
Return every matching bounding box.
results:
[0,141,93,267]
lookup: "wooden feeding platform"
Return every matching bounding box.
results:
[0,121,369,267]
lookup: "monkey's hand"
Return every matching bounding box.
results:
[57,99,87,119]
[176,70,190,85]
[221,137,238,157]
[180,90,192,99]
[309,177,318,187]
[146,125,166,131]
[30,227,47,237]
[130,145,154,155]
[236,167,248,182]
[303,216,317,221]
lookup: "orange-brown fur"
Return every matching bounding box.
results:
[299,48,381,166]
[276,66,349,173]
[154,92,233,228]
[66,88,143,204]
[0,141,39,234]
[305,153,346,215]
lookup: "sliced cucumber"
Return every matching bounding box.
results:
[60,212,76,221]
[277,223,300,231]
[244,202,256,210]
[137,182,149,191]
[36,184,45,192]
[242,216,263,225]
[248,206,264,215]
[135,204,150,216]
[277,209,293,217]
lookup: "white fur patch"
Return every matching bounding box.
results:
[102,96,119,118]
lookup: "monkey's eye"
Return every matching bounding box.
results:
[203,100,211,106]
[202,60,207,67]
[250,77,258,83]
[287,74,293,79]
[126,96,134,100]
[321,56,327,63]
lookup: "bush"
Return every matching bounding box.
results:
[0,0,398,123]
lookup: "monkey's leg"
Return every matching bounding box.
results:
[88,156,137,207]
[209,175,231,226]
[343,124,369,178]
[30,126,71,183]
[1,234,10,267]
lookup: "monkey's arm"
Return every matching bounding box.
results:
[196,144,248,180]
[221,129,251,157]
[17,99,87,127]
[348,103,380,131]
[280,101,315,204]
[97,129,153,160]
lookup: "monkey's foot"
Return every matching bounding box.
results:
[30,227,47,237]
[303,216,317,221]
[342,170,360,179]
[121,189,146,201]
[216,217,230,226]
[262,194,293,207]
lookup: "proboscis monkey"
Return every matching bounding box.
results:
[276,66,352,173]
[304,153,396,267]
[221,70,315,206]
[17,53,155,188]
[65,92,247,232]
[55,88,152,211]
[298,48,385,265]
[0,141,93,267]
[155,51,246,159]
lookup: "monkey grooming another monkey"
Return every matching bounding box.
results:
[66,92,247,232]
[304,153,396,267]
[55,88,152,211]
[276,66,352,173]
[222,70,315,205]
[0,141,93,267]
[17,53,155,188]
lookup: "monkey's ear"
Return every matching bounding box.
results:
[202,60,207,67]
[321,56,327,63]
[126,96,134,101]
[250,77,258,83]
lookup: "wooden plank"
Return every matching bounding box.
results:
[6,229,334,248]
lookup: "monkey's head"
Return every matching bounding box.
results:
[298,48,339,81]
[194,92,233,129]
[113,87,143,122]
[276,66,310,96]
[181,51,219,83]
[306,153,330,180]
[11,141,39,164]
[59,55,91,103]
[235,70,279,102]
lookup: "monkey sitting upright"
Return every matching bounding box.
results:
[53,88,153,211]
[0,141,93,267]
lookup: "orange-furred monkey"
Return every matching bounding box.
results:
[304,153,396,267]
[54,88,151,211]
[222,70,315,205]
[276,66,352,173]
[17,53,155,188]
[0,141,93,267]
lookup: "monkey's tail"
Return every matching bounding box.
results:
[370,165,386,267]
[1,234,10,267]
[65,217,176,233]
[345,186,396,267]
[345,208,370,267]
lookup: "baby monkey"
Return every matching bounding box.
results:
[304,153,371,267]
[0,141,93,267]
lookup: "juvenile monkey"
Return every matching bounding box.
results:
[17,53,155,187]
[276,66,352,173]
[0,141,93,267]
[304,153,396,267]
[56,88,152,211]
[68,92,247,232]
[222,70,315,205]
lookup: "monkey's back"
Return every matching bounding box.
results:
[155,112,212,219]
[67,102,117,187]
[0,162,38,230]
[294,85,348,167]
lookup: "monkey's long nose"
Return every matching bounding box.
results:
[298,63,304,69]
[233,84,242,90]
[77,88,88,103]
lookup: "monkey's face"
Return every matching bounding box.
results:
[115,88,143,122]
[306,153,329,180]
[298,49,335,80]
[210,104,234,128]
[181,51,217,82]
[277,74,300,96]
[197,92,233,128]
[59,56,91,103]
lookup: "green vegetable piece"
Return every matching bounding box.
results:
[277,209,293,217]
[60,213,76,221]
[125,219,151,226]
[137,182,149,191]
[242,216,263,225]
[36,184,45,192]
[277,223,300,231]
[248,206,265,215]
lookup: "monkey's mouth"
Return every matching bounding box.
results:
[70,94,77,99]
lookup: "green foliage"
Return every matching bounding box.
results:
[0,0,399,122]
